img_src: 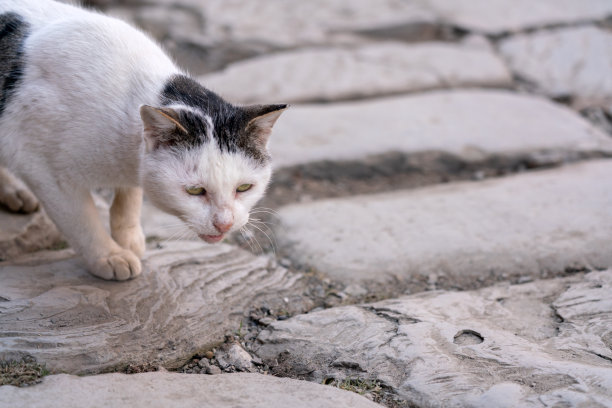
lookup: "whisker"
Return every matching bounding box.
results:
[248,221,277,256]
[250,217,279,227]
[244,225,264,254]
[239,227,257,253]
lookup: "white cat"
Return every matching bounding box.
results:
[0,0,286,280]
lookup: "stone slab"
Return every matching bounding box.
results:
[103,0,437,74]
[425,0,612,35]
[268,90,612,169]
[256,270,612,407]
[500,26,612,109]
[194,0,436,48]
[0,372,382,408]
[0,210,63,262]
[0,241,302,374]
[275,160,612,285]
[200,42,512,104]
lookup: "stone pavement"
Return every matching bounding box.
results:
[0,372,381,408]
[3,1,612,407]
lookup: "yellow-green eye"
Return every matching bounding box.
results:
[186,186,205,195]
[236,184,253,193]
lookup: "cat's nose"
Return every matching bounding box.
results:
[213,219,233,233]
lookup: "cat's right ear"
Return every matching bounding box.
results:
[140,105,188,152]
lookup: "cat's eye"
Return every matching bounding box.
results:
[236,184,253,193]
[185,186,206,195]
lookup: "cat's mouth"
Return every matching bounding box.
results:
[199,233,225,243]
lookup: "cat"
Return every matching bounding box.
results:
[0,0,286,280]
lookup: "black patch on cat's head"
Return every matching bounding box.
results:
[0,13,29,117]
[160,74,286,165]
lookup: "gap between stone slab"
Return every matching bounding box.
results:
[478,19,612,41]
[261,149,612,212]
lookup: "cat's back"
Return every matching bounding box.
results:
[0,0,88,29]
[1,0,175,77]
[0,0,178,173]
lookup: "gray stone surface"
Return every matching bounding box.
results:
[200,42,511,104]
[425,0,612,35]
[193,0,436,48]
[0,372,382,408]
[0,241,303,374]
[140,198,191,242]
[275,160,612,285]
[268,90,612,168]
[500,26,612,109]
[102,0,437,74]
[256,270,612,407]
[0,210,62,261]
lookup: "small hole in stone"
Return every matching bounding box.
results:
[453,329,484,345]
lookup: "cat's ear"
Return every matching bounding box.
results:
[245,104,288,146]
[140,105,188,151]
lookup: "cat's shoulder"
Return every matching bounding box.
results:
[1,0,147,43]
[0,0,89,28]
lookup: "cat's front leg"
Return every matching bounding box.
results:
[34,184,142,280]
[110,187,145,258]
[0,166,39,213]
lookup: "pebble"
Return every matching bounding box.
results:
[207,366,222,375]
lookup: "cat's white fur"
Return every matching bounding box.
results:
[0,0,282,280]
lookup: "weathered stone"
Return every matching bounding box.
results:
[215,343,255,372]
[424,0,612,35]
[196,0,436,48]
[500,26,612,109]
[140,198,192,242]
[0,241,303,374]
[99,0,438,74]
[0,210,63,261]
[275,160,612,285]
[0,372,382,408]
[200,42,511,104]
[268,90,612,168]
[256,271,612,407]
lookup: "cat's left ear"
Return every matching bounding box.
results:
[140,105,188,152]
[245,104,288,146]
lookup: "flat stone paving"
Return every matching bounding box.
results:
[276,160,612,285]
[269,90,612,168]
[424,0,612,34]
[0,211,62,261]
[200,42,511,104]
[0,242,303,374]
[500,26,612,109]
[256,270,612,407]
[0,372,382,408]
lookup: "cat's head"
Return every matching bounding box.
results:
[139,75,286,243]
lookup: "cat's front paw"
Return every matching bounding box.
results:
[0,184,39,213]
[112,225,146,258]
[90,249,142,281]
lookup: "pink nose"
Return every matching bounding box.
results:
[213,220,233,233]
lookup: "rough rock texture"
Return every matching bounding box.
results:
[500,26,612,109]
[101,0,437,74]
[0,210,63,261]
[140,198,192,242]
[276,160,612,285]
[256,270,612,407]
[0,242,303,374]
[268,90,612,168]
[0,372,383,408]
[425,0,612,34]
[200,42,511,104]
[191,0,436,48]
